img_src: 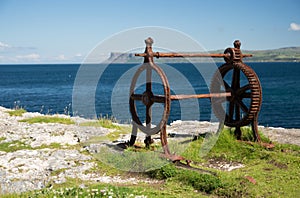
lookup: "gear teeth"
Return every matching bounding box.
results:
[210,62,262,127]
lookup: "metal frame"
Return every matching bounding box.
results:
[128,37,262,160]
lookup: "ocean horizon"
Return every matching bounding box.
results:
[0,62,299,129]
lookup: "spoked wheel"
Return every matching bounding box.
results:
[210,62,262,139]
[129,62,171,139]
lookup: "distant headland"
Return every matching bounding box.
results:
[108,47,300,63]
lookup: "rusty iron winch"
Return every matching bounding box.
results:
[126,37,263,161]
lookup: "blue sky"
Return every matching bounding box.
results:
[0,0,299,63]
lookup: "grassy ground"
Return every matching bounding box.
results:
[6,108,27,116]
[2,122,300,197]
[19,116,75,125]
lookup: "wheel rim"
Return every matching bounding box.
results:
[129,62,171,135]
[210,62,262,127]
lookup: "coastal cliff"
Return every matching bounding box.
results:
[106,47,300,63]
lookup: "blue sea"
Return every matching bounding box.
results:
[0,62,299,128]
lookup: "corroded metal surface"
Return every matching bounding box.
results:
[210,41,262,141]
[135,52,252,59]
[129,38,171,153]
[128,37,263,158]
[210,62,262,141]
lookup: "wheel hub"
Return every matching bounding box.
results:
[142,91,154,106]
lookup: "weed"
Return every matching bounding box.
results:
[84,159,123,176]
[80,118,121,129]
[93,145,168,172]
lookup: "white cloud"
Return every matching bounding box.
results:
[75,53,82,57]
[56,54,67,60]
[72,53,84,63]
[0,44,85,63]
[0,41,11,50]
[289,22,300,31]
[16,53,40,61]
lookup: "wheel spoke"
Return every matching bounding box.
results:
[237,99,249,113]
[238,84,250,94]
[228,101,234,121]
[146,105,151,128]
[152,95,166,103]
[129,44,171,136]
[235,102,240,121]
[211,62,262,129]
[146,65,152,92]
[231,68,240,90]
[131,94,143,101]
[146,65,152,128]
[223,80,233,92]
[241,93,251,98]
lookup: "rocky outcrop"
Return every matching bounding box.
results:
[0,107,157,194]
[0,106,299,194]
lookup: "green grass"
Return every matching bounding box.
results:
[205,128,275,163]
[19,116,75,125]
[50,168,69,177]
[4,174,213,198]
[82,120,131,142]
[79,118,122,129]
[181,127,300,197]
[0,137,6,142]
[2,126,300,197]
[9,182,205,198]
[34,142,63,150]
[0,141,64,153]
[93,145,169,172]
[6,108,27,116]
[83,159,124,177]
[0,140,32,152]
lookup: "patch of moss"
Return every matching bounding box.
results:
[19,116,75,125]
[50,168,68,176]
[0,140,32,152]
[147,163,221,193]
[0,137,6,142]
[6,108,27,116]
[177,169,222,193]
[34,142,63,150]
